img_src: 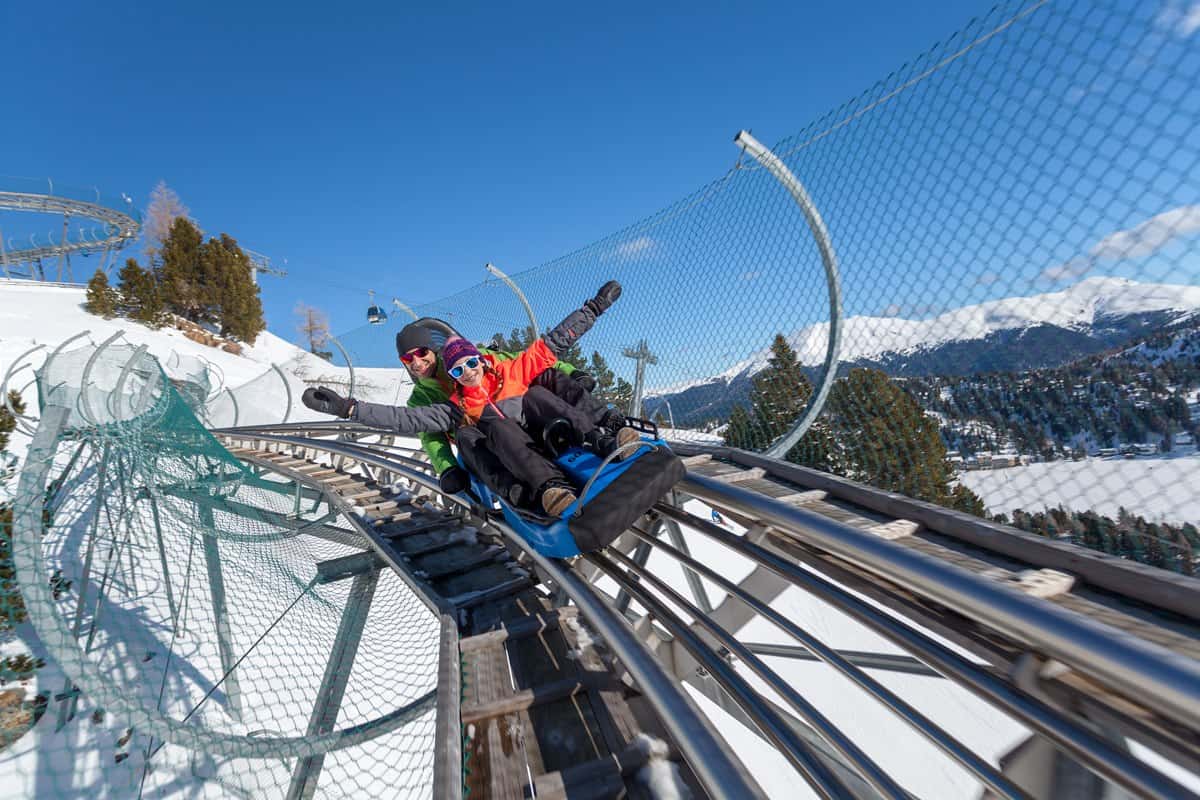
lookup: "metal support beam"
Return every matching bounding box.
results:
[662,516,714,614]
[485,262,539,336]
[286,568,380,799]
[199,506,242,720]
[613,538,653,616]
[145,489,180,630]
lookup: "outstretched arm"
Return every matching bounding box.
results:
[501,281,623,387]
[302,387,459,434]
[353,399,460,434]
[543,280,622,356]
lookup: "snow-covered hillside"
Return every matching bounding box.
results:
[960,453,1200,524]
[0,280,412,430]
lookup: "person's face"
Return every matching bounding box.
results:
[403,347,437,379]
[450,356,484,388]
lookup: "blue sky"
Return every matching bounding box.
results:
[3,2,1003,323]
[4,1,1198,387]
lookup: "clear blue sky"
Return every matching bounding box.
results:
[3,0,1006,340]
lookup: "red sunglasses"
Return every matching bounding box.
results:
[400,346,432,364]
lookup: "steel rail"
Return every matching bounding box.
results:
[0,191,139,263]
[219,430,768,800]
[679,472,1200,733]
[594,548,901,799]
[624,525,1030,799]
[220,427,1198,795]
[654,501,1199,799]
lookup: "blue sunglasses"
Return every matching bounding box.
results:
[448,356,482,379]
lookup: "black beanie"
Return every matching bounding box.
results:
[395,324,437,358]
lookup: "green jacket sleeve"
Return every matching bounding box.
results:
[407,379,459,474]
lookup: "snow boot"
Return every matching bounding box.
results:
[539,482,578,516]
[595,426,642,462]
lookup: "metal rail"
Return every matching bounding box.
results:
[218,429,768,800]
[679,471,1200,735]
[216,423,1200,797]
[0,190,139,267]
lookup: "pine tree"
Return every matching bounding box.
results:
[158,217,208,321]
[745,334,813,449]
[723,404,756,449]
[117,259,165,327]
[611,377,634,414]
[207,234,265,342]
[83,268,118,318]
[806,368,985,514]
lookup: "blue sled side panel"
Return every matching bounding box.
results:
[462,438,675,559]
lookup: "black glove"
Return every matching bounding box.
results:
[571,371,597,392]
[438,466,470,495]
[583,280,622,317]
[302,386,354,418]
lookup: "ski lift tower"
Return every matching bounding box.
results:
[622,339,657,418]
[244,249,287,285]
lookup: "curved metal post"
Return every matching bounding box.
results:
[391,298,419,321]
[77,331,126,426]
[324,334,356,399]
[223,388,240,429]
[734,130,843,458]
[485,262,539,336]
[2,344,45,420]
[109,344,148,422]
[271,363,294,423]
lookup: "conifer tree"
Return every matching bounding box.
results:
[117,259,165,327]
[158,217,208,321]
[83,268,119,318]
[746,334,813,449]
[811,368,984,514]
[588,351,616,400]
[723,404,756,449]
[207,234,265,342]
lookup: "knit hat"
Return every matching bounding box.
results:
[441,337,481,369]
[395,323,436,359]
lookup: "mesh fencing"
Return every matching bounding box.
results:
[336,0,1200,573]
[2,343,441,797]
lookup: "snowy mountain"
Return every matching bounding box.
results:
[646,277,1200,426]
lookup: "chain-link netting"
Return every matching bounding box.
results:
[1,343,441,796]
[334,0,1200,573]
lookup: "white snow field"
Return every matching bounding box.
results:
[960,453,1200,525]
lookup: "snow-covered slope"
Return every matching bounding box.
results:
[725,276,1200,378]
[0,280,412,424]
[649,277,1200,397]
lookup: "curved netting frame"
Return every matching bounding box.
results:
[9,343,441,796]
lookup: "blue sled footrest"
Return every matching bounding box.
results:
[567,447,685,552]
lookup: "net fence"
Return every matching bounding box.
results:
[336,0,1200,573]
[2,342,441,797]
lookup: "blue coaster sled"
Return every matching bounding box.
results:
[463,433,685,558]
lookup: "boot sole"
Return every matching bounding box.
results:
[613,428,642,461]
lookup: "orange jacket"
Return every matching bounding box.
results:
[448,339,558,424]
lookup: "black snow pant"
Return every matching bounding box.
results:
[456,408,568,509]
[527,370,611,438]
